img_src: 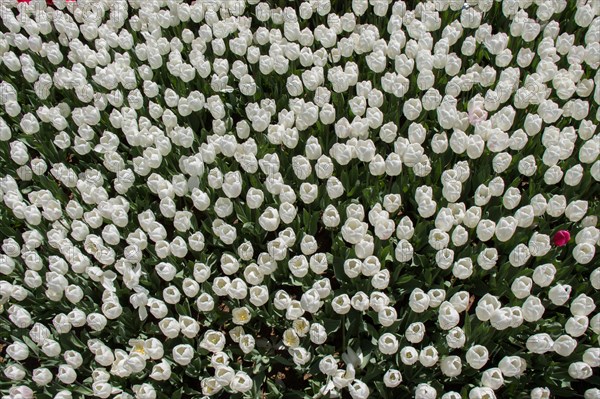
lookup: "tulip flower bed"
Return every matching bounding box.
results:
[1,0,600,399]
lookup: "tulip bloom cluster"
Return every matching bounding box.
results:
[0,1,599,399]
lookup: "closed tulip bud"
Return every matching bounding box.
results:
[348,380,370,399]
[171,344,194,366]
[332,294,351,315]
[162,285,181,304]
[319,355,339,376]
[547,283,571,306]
[547,195,567,217]
[532,263,556,287]
[571,294,596,316]
[342,218,367,245]
[446,291,467,313]
[466,345,489,369]
[395,239,414,262]
[435,248,455,270]
[57,365,77,384]
[375,218,395,240]
[425,289,445,309]
[498,356,526,377]
[190,263,210,285]
[511,276,533,299]
[566,200,588,222]
[573,243,595,264]
[584,388,600,399]
[528,194,547,217]
[569,362,593,380]
[565,315,589,337]
[526,333,554,354]
[564,164,584,186]
[405,322,426,344]
[87,312,108,332]
[477,219,496,242]
[59,351,81,373]
[315,155,334,179]
[415,383,437,399]
[381,194,401,214]
[530,387,551,399]
[491,307,515,330]
[299,182,319,204]
[4,364,26,381]
[452,225,469,247]
[522,295,545,322]
[409,289,430,313]
[378,306,398,327]
[514,205,535,228]
[32,367,53,386]
[258,207,280,232]
[453,257,473,279]
[582,348,600,368]
[429,229,450,250]
[149,360,172,381]
[6,341,29,361]
[293,236,316,258]
[495,216,518,242]
[446,327,467,349]
[464,206,482,228]
[309,323,327,344]
[591,268,600,289]
[134,383,157,399]
[591,314,600,334]
[67,308,87,327]
[178,316,199,338]
[41,339,61,358]
[438,302,460,330]
[178,277,199,298]
[350,291,369,312]
[8,305,32,329]
[396,216,415,240]
[503,187,521,210]
[492,152,512,173]
[321,205,340,228]
[469,387,496,399]
[554,335,578,356]
[441,356,462,377]
[230,371,253,393]
[544,165,564,186]
[158,317,180,339]
[10,141,30,165]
